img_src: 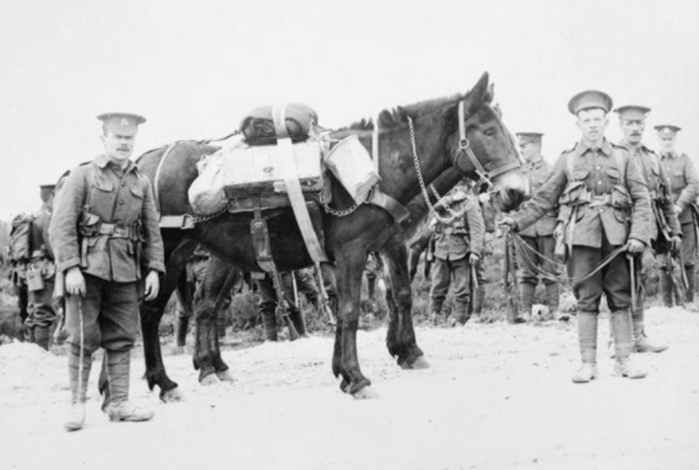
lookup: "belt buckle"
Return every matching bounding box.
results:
[113,225,126,237]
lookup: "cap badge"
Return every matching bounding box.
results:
[120,118,129,126]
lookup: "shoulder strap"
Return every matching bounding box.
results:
[565,151,575,181]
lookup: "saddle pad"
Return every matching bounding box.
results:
[222,140,323,201]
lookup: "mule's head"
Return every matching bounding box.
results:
[450,72,528,212]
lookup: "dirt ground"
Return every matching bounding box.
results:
[1,307,698,470]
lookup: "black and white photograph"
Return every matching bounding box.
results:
[0,1,697,469]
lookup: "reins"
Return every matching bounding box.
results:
[508,230,629,284]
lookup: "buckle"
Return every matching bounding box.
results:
[180,214,195,230]
[113,225,127,237]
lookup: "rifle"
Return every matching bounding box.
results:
[503,230,520,323]
[313,263,336,327]
[270,271,300,341]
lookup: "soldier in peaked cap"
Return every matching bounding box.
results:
[513,132,563,322]
[500,90,651,383]
[50,112,165,431]
[654,124,699,309]
[613,105,681,354]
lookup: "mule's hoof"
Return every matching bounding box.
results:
[215,370,235,382]
[199,373,219,386]
[352,386,379,400]
[401,355,430,370]
[340,380,351,394]
[161,387,183,403]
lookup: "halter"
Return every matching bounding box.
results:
[455,99,521,192]
[407,98,521,224]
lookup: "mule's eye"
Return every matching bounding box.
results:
[483,128,495,137]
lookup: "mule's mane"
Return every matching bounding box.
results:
[348,93,465,131]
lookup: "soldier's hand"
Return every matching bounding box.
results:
[144,270,160,301]
[674,204,683,215]
[626,238,645,254]
[498,217,517,231]
[65,267,86,297]
[670,235,682,255]
[468,253,480,265]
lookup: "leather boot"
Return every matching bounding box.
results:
[571,311,599,383]
[470,285,486,318]
[545,283,564,320]
[261,308,277,341]
[449,300,470,327]
[611,310,647,379]
[518,283,535,322]
[102,350,154,422]
[65,350,92,431]
[659,269,674,307]
[632,314,668,353]
[685,265,695,304]
[288,308,308,337]
[34,325,50,351]
[175,316,189,348]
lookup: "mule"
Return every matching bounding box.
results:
[137,72,527,400]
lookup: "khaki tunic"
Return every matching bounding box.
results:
[432,192,485,261]
[50,155,165,281]
[518,158,557,237]
[620,140,681,242]
[514,138,651,248]
[659,151,699,225]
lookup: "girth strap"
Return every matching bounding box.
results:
[369,190,409,223]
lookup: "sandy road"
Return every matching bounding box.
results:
[1,307,698,470]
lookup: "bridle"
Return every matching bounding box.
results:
[407,98,521,224]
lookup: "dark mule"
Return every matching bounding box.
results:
[137,72,527,400]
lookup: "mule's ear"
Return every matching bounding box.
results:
[463,71,490,114]
[395,106,412,122]
[485,83,495,104]
[493,103,503,118]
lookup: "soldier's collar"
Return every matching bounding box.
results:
[620,140,651,154]
[94,154,136,172]
[526,157,544,170]
[576,138,612,157]
[661,150,679,159]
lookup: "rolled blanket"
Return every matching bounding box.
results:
[239,103,318,144]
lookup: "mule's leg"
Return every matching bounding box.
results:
[382,237,429,370]
[333,248,378,398]
[193,257,237,385]
[140,238,196,402]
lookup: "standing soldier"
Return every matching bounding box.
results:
[50,112,165,431]
[24,184,58,350]
[428,181,485,327]
[655,124,699,308]
[614,106,681,353]
[514,132,562,321]
[500,90,651,383]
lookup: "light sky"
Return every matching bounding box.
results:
[1,0,697,219]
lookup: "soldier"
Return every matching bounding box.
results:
[614,106,682,353]
[500,90,651,383]
[255,268,319,341]
[50,112,165,431]
[173,246,234,351]
[514,132,562,321]
[655,124,699,308]
[428,181,485,326]
[23,184,58,350]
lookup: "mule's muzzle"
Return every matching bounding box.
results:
[492,172,528,212]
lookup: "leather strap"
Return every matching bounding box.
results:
[159,214,195,230]
[272,104,289,138]
[277,138,328,263]
[153,142,178,215]
[369,190,409,222]
[250,198,276,273]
